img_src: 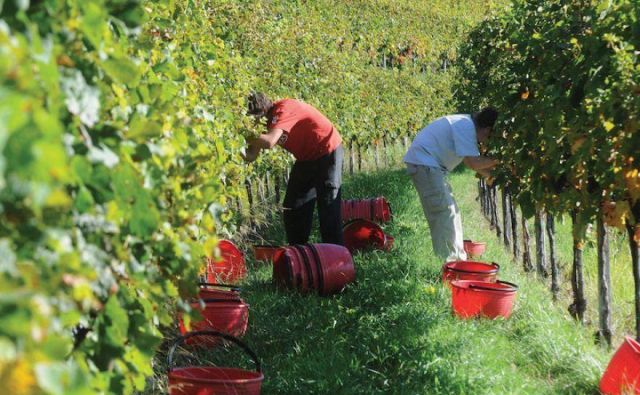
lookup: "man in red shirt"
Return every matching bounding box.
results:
[244,92,344,245]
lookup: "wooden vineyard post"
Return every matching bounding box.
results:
[483,181,490,218]
[569,211,587,323]
[245,178,254,212]
[597,217,612,346]
[547,214,560,301]
[502,188,512,248]
[235,195,244,218]
[521,209,534,272]
[382,138,389,169]
[488,185,496,227]
[490,186,501,238]
[534,210,549,277]
[244,178,255,226]
[481,180,487,217]
[349,142,355,175]
[374,142,380,171]
[478,180,484,216]
[477,180,484,215]
[510,192,520,259]
[627,223,640,341]
[257,176,266,204]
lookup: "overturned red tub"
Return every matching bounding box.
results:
[343,219,394,253]
[273,243,355,296]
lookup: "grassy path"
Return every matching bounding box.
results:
[239,168,609,394]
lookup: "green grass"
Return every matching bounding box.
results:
[211,168,612,394]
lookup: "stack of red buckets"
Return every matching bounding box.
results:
[271,243,356,296]
[169,240,264,395]
[341,197,392,223]
[442,241,518,319]
[178,240,250,344]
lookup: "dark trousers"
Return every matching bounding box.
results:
[283,145,343,245]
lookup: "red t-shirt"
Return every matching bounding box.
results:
[267,99,341,161]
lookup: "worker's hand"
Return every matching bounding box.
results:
[243,142,260,163]
[486,176,496,187]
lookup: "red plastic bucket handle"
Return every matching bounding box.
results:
[468,280,519,292]
[445,262,500,274]
[198,282,242,293]
[167,330,262,373]
[198,298,245,304]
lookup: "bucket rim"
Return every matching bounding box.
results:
[253,244,282,249]
[342,217,382,230]
[451,280,518,293]
[443,260,500,274]
[198,282,241,292]
[189,299,249,308]
[463,239,487,245]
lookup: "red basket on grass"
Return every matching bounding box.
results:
[450,280,518,319]
[341,197,392,223]
[442,260,500,284]
[343,219,394,252]
[168,331,263,395]
[206,240,246,284]
[178,298,249,346]
[253,245,284,262]
[198,283,241,300]
[463,239,486,259]
[599,336,640,394]
[272,243,356,296]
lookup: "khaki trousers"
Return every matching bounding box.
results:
[406,163,467,262]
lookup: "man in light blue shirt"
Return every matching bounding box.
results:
[404,108,498,261]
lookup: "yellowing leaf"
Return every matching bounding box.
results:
[603,120,615,132]
[45,189,72,208]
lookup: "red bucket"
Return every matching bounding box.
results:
[450,280,518,319]
[341,197,392,223]
[600,336,640,394]
[311,243,356,296]
[342,219,394,252]
[198,283,241,300]
[253,245,284,262]
[442,261,500,284]
[168,331,263,395]
[463,240,486,259]
[273,243,356,296]
[179,299,249,345]
[206,240,246,284]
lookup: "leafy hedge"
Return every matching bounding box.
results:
[458,0,639,238]
[0,1,251,393]
[0,0,496,393]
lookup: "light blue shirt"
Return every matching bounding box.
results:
[403,114,480,171]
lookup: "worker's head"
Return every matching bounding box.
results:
[474,106,498,143]
[247,92,273,119]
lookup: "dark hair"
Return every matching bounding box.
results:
[475,107,498,129]
[247,92,272,116]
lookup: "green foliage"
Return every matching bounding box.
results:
[0,0,499,393]
[458,0,640,239]
[0,0,252,393]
